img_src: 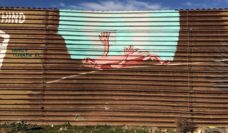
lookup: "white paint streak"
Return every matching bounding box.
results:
[215,59,228,62]
[46,70,97,84]
[104,106,109,111]
[46,61,216,84]
[0,30,10,70]
[169,62,206,65]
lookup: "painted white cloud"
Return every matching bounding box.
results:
[54,0,168,10]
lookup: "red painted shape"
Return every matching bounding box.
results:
[82,32,169,70]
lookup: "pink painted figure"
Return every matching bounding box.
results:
[99,32,110,57]
[82,32,169,70]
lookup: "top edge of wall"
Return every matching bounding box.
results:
[0,7,228,12]
[0,7,58,11]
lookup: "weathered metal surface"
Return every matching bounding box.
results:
[0,8,227,127]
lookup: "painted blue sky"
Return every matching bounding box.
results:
[0,0,227,10]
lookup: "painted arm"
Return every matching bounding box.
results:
[99,32,110,57]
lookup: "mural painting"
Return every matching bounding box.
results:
[0,8,227,127]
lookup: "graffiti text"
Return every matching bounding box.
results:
[1,12,26,23]
[12,48,41,58]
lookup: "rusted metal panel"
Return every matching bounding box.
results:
[0,8,227,127]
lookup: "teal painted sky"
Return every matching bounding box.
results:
[58,10,180,61]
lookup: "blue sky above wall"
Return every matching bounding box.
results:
[0,0,227,10]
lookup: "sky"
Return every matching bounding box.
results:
[0,0,227,10]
